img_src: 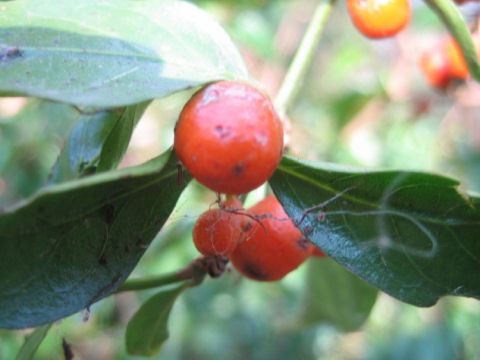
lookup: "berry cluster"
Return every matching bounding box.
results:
[175,80,325,281]
[192,195,323,281]
[346,0,480,91]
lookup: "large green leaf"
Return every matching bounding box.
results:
[0,150,190,329]
[0,0,248,107]
[49,101,150,183]
[269,156,480,307]
[126,284,187,357]
[300,258,378,332]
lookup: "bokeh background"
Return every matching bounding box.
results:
[1,0,480,359]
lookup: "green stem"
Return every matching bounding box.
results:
[115,271,188,293]
[274,0,336,116]
[115,255,229,293]
[423,0,480,82]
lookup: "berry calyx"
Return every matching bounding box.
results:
[230,195,314,281]
[174,81,284,195]
[192,198,244,257]
[347,0,411,39]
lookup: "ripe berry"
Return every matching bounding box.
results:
[192,198,243,257]
[311,247,327,258]
[174,81,284,195]
[230,195,314,281]
[347,0,411,39]
[419,46,451,90]
[444,36,469,79]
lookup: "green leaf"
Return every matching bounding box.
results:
[126,284,187,357]
[0,149,190,329]
[97,101,150,172]
[328,91,377,130]
[49,101,150,183]
[15,323,52,360]
[0,0,248,107]
[269,156,480,307]
[300,258,377,332]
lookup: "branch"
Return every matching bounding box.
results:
[274,0,336,116]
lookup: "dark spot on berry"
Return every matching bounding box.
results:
[232,162,244,176]
[303,225,314,235]
[297,236,311,250]
[214,125,231,140]
[242,262,267,280]
[241,221,253,232]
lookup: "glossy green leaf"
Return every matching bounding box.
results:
[49,101,150,183]
[300,258,378,332]
[0,0,248,107]
[126,284,187,357]
[269,156,480,307]
[15,323,52,360]
[0,150,190,329]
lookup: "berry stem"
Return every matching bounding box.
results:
[114,255,229,293]
[274,0,336,117]
[115,260,205,293]
[423,0,480,82]
[114,271,191,293]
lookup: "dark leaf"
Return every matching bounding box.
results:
[49,101,150,184]
[300,258,378,331]
[0,150,189,328]
[0,0,248,107]
[269,156,480,307]
[126,284,187,357]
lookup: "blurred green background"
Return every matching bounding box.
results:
[1,0,480,359]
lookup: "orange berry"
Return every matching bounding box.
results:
[347,0,411,39]
[192,198,243,257]
[230,195,314,281]
[174,81,284,195]
[444,36,469,79]
[419,46,451,90]
[311,247,327,258]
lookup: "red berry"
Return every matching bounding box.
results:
[192,198,243,257]
[347,0,410,39]
[230,195,314,281]
[419,45,451,90]
[444,36,469,79]
[311,247,327,258]
[174,81,284,195]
